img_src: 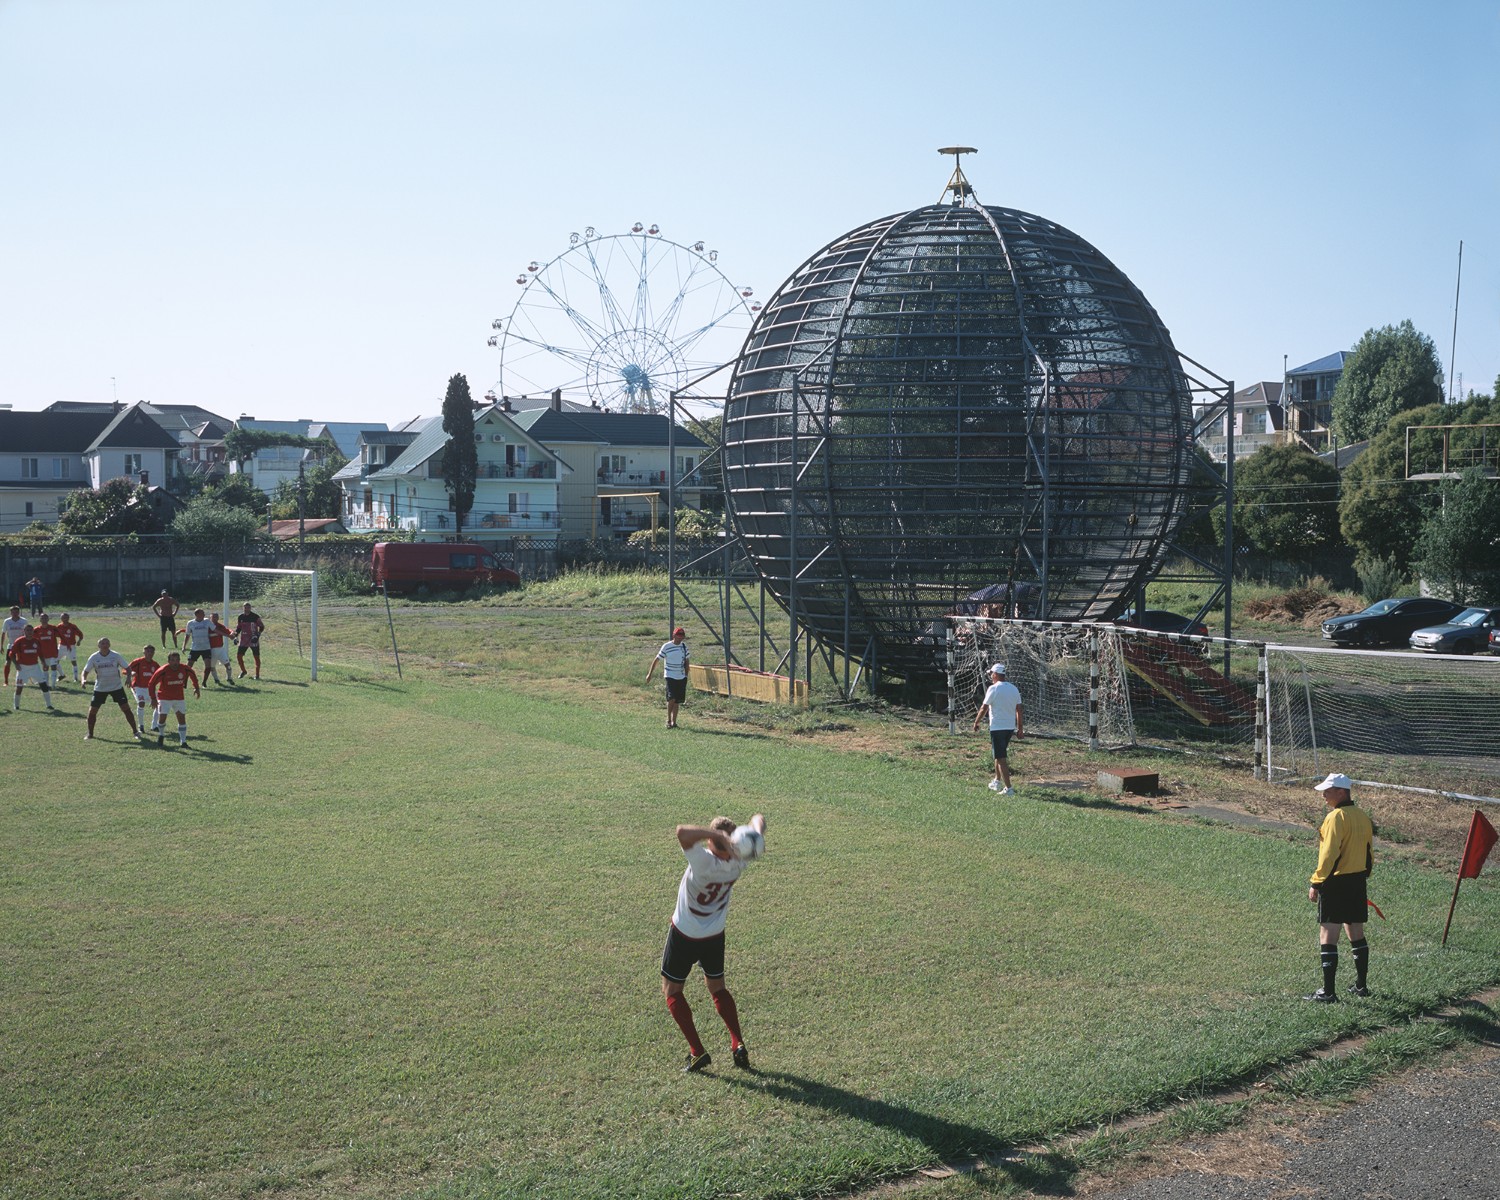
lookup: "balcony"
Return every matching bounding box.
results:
[347,509,560,534]
[482,462,556,480]
[598,469,703,487]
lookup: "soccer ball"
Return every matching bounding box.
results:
[729,826,764,861]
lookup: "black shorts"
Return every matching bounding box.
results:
[188,649,213,667]
[989,729,1014,759]
[90,688,128,709]
[661,924,725,982]
[159,615,177,632]
[1316,873,1369,925]
[665,676,687,703]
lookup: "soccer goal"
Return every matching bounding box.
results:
[223,566,318,681]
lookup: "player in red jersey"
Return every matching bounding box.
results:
[148,651,200,747]
[8,625,56,713]
[125,645,160,734]
[32,615,61,689]
[54,612,84,683]
[208,611,236,686]
[235,603,265,679]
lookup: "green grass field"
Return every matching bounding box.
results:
[3,577,1498,1199]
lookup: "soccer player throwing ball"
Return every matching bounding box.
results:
[661,813,767,1073]
[972,662,1023,794]
[149,651,200,747]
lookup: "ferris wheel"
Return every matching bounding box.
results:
[488,224,760,416]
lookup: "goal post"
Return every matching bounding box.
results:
[223,566,319,681]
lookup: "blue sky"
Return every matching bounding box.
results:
[2,0,1496,426]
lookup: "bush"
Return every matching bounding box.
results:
[1355,553,1409,604]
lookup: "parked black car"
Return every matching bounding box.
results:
[1408,606,1500,654]
[1321,597,1465,647]
[1116,608,1210,636]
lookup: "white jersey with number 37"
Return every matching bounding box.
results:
[671,842,746,939]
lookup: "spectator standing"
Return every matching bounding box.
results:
[646,626,690,729]
[152,590,181,649]
[972,662,1024,794]
[82,637,140,742]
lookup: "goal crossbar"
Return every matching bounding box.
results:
[223,566,319,681]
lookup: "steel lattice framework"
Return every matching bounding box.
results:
[720,185,1196,682]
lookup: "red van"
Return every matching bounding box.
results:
[371,542,521,592]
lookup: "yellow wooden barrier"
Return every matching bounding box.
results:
[689,663,807,707]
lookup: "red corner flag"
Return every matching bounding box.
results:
[1443,809,1498,946]
[1459,810,1498,880]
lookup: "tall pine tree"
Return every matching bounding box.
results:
[440,374,478,537]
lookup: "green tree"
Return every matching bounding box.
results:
[1415,467,1500,603]
[169,495,266,547]
[270,456,350,520]
[55,478,166,537]
[1211,443,1341,563]
[439,374,478,537]
[206,474,271,516]
[1332,320,1444,443]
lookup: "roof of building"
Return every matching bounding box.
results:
[269,518,348,539]
[0,410,114,453]
[87,404,183,453]
[1288,351,1349,377]
[45,400,234,436]
[371,405,568,480]
[509,408,708,449]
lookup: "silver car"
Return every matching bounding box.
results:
[1408,606,1500,654]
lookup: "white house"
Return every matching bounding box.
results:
[230,419,384,496]
[338,405,569,544]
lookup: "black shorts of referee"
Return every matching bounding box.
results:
[1316,871,1369,925]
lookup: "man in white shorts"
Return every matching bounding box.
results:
[209,612,235,684]
[125,645,160,733]
[660,812,767,1073]
[7,625,55,712]
[148,651,201,747]
[55,613,84,683]
[183,608,219,684]
[972,662,1024,795]
[82,637,140,741]
[2,604,27,686]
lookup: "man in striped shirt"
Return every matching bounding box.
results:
[646,626,690,729]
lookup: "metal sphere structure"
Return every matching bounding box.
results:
[721,166,1194,680]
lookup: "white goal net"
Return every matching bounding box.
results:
[223,567,318,681]
[949,615,1500,798]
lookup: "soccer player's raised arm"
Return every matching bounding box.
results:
[676,824,728,854]
[748,813,767,836]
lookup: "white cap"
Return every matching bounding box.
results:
[990,663,1006,676]
[1314,772,1353,792]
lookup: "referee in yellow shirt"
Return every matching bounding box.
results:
[1305,772,1374,1002]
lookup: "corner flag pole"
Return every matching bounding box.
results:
[1443,809,1498,946]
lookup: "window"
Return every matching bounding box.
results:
[25,502,34,518]
[52,458,69,479]
[123,453,143,475]
[20,457,38,478]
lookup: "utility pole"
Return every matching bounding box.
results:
[297,459,307,549]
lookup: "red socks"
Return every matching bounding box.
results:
[665,993,704,1056]
[711,989,744,1049]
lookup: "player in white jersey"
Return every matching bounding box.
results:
[183,608,219,684]
[645,626,690,728]
[660,812,767,1072]
[82,637,141,742]
[2,605,28,686]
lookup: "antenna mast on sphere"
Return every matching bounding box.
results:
[937,146,979,206]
